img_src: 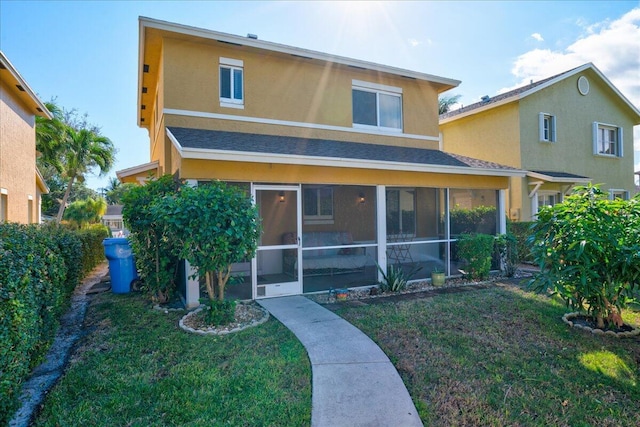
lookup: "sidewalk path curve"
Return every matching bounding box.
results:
[258,296,423,427]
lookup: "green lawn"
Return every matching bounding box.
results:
[33,292,311,426]
[333,282,640,427]
[34,282,640,426]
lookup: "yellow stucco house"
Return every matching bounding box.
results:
[440,63,640,222]
[125,17,524,304]
[0,51,51,224]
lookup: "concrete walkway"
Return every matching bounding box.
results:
[258,296,423,427]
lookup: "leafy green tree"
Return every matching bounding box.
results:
[439,94,461,115]
[104,177,135,205]
[529,185,640,329]
[35,100,115,222]
[121,175,181,303]
[153,181,260,303]
[39,163,99,217]
[63,197,107,229]
[56,127,115,222]
[36,100,66,173]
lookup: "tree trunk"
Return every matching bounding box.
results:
[216,265,232,301]
[56,176,76,223]
[205,271,216,302]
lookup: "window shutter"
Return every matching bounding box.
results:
[551,116,557,142]
[592,122,599,154]
[618,127,623,157]
[538,113,544,141]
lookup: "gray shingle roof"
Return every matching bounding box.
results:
[530,170,590,180]
[167,127,519,172]
[440,66,582,120]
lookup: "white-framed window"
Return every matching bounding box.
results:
[219,57,244,108]
[609,189,630,200]
[539,113,556,142]
[0,189,7,222]
[593,122,623,157]
[352,80,402,131]
[537,191,561,212]
[303,186,334,224]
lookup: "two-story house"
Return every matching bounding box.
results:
[129,17,524,304]
[440,63,640,222]
[0,51,51,224]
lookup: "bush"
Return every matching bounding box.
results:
[203,299,236,325]
[77,224,109,274]
[121,175,182,304]
[507,221,535,263]
[450,206,497,235]
[0,222,100,424]
[457,233,494,280]
[494,233,518,277]
[529,185,640,329]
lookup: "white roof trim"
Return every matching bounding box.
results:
[527,171,591,183]
[166,129,525,178]
[164,108,437,142]
[440,63,640,124]
[116,161,159,180]
[138,17,460,87]
[0,51,52,119]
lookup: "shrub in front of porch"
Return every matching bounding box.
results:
[153,181,260,324]
[457,233,494,280]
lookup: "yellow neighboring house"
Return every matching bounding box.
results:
[440,63,640,222]
[125,17,525,304]
[0,51,52,224]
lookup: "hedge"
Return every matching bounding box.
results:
[507,221,535,263]
[0,222,108,424]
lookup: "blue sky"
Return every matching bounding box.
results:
[1,1,639,190]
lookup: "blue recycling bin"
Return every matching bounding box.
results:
[103,238,138,294]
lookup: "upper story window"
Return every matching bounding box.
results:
[593,122,622,157]
[352,80,402,131]
[219,57,244,108]
[539,113,556,142]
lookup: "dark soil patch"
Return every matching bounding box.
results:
[570,314,636,333]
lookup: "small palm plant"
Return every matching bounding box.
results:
[376,263,422,293]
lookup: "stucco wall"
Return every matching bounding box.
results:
[0,79,37,223]
[520,69,636,193]
[159,37,441,149]
[441,102,522,168]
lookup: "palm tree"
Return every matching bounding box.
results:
[36,101,67,172]
[63,197,107,229]
[439,94,461,115]
[56,128,115,222]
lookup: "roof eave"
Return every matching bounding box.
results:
[116,160,159,180]
[176,145,525,178]
[527,171,591,183]
[138,16,460,89]
[440,62,640,123]
[0,51,53,120]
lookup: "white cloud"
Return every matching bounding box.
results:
[503,8,640,166]
[408,38,432,47]
[531,32,544,42]
[508,8,640,102]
